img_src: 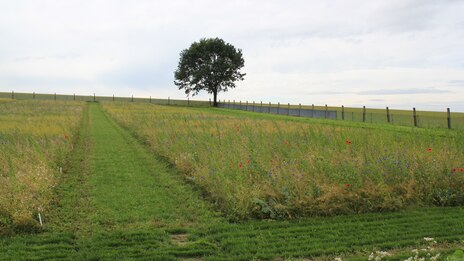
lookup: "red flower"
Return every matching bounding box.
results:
[345,139,352,145]
[460,168,464,173]
[345,184,351,188]
[452,168,457,173]
[427,148,432,152]
[239,163,243,168]
[247,159,251,164]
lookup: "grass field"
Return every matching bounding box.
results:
[1,100,463,260]
[220,101,464,129]
[102,102,464,220]
[0,98,84,234]
[2,91,464,129]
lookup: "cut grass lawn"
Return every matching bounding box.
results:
[0,102,463,260]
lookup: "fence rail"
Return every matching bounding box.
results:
[218,101,337,119]
[1,91,463,129]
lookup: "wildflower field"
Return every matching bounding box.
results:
[102,102,464,220]
[0,99,84,235]
[1,99,463,260]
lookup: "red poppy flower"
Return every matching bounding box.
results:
[452,168,457,173]
[345,184,351,188]
[427,148,432,152]
[239,163,243,168]
[460,168,464,173]
[345,139,352,145]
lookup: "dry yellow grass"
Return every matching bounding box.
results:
[103,102,464,220]
[0,100,84,232]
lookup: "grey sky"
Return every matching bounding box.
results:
[1,0,463,111]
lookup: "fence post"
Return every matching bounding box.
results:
[277,102,280,114]
[311,104,315,117]
[246,101,248,111]
[342,105,345,120]
[447,108,451,129]
[11,91,14,99]
[260,101,263,112]
[362,106,366,122]
[253,101,255,111]
[386,107,390,123]
[93,93,96,102]
[239,100,242,109]
[413,108,417,127]
[33,92,35,99]
[131,95,134,102]
[73,93,75,101]
[298,103,301,117]
[325,104,328,119]
[113,94,115,102]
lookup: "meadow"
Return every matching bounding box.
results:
[1,98,463,260]
[102,102,464,220]
[0,99,84,235]
[219,101,464,129]
[3,91,464,129]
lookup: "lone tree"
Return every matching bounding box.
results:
[174,38,245,107]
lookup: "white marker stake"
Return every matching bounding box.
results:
[38,213,43,226]
[59,167,62,174]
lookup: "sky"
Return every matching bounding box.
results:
[1,0,464,112]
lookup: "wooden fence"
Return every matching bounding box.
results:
[1,91,462,129]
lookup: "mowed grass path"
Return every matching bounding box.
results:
[0,103,222,260]
[0,103,463,260]
[72,103,222,259]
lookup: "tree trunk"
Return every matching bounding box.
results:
[213,90,218,107]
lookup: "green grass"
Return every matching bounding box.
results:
[221,101,464,129]
[0,99,84,233]
[1,102,463,260]
[0,91,211,106]
[102,102,464,220]
[2,91,463,129]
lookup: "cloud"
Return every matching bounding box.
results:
[447,80,464,86]
[357,87,452,95]
[97,63,175,90]
[1,0,464,111]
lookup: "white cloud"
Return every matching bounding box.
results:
[0,0,463,111]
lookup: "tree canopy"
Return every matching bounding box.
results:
[174,38,245,107]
